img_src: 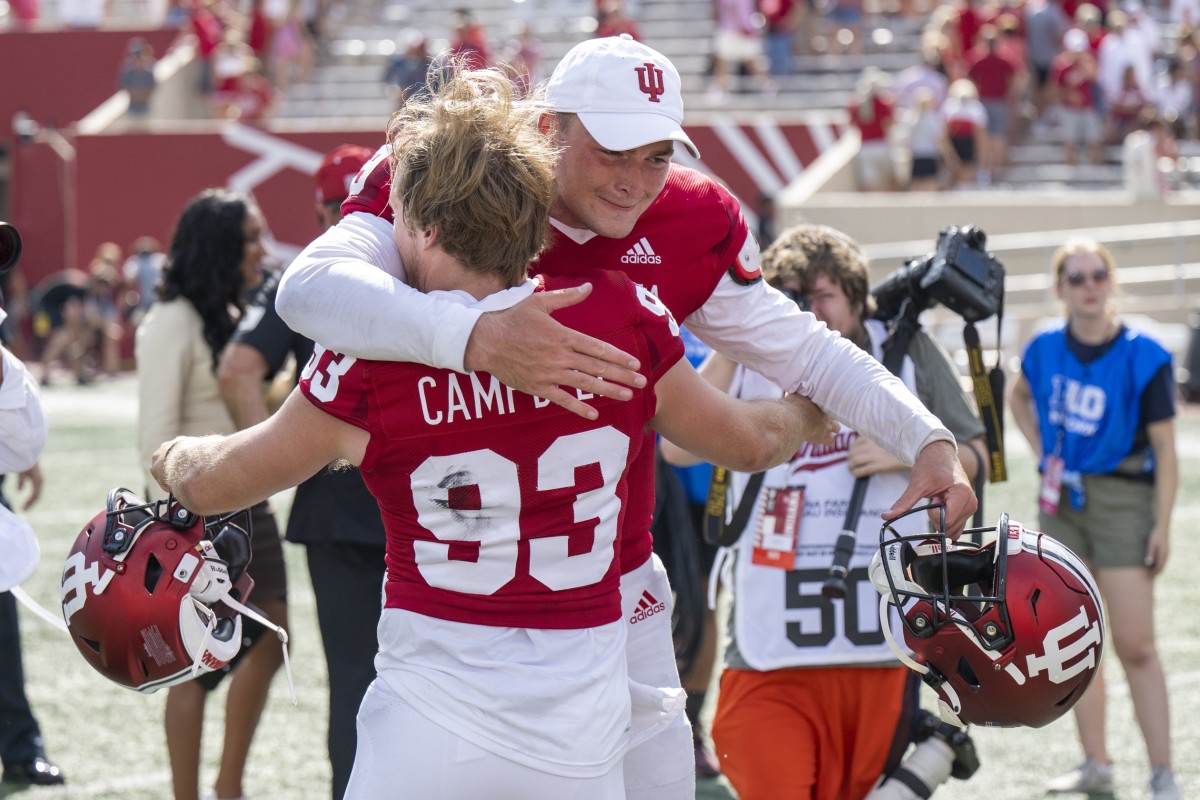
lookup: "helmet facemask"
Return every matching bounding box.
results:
[869,504,1104,729]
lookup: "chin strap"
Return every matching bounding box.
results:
[877,594,967,727]
[219,592,297,706]
[11,586,69,634]
[189,602,222,680]
[879,594,927,676]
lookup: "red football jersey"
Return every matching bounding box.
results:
[300,270,684,629]
[533,163,754,573]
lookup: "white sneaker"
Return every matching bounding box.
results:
[1151,767,1181,800]
[1046,758,1114,794]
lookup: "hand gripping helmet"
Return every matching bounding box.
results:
[869,505,1104,728]
[60,488,277,693]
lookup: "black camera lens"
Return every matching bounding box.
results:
[0,222,22,277]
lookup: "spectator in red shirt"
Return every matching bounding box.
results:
[1050,27,1103,164]
[10,0,38,29]
[1075,3,1106,53]
[956,0,984,53]
[246,0,273,61]
[191,0,226,95]
[448,9,490,71]
[1105,63,1152,143]
[966,24,1024,178]
[849,67,897,190]
[762,0,803,75]
[943,77,989,186]
[595,0,641,39]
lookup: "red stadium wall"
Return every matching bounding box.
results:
[72,128,382,279]
[0,26,182,282]
[0,28,180,136]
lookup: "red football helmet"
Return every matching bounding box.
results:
[60,488,259,693]
[869,505,1105,728]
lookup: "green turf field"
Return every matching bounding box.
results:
[5,374,1197,799]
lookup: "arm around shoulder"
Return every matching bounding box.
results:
[276,213,481,368]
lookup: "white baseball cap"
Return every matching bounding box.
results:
[545,34,699,157]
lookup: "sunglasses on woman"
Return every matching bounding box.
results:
[1064,268,1109,286]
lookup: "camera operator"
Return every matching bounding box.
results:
[662,224,986,800]
[0,222,65,786]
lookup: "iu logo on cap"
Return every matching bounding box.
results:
[635,62,665,103]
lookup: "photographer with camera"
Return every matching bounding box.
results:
[662,224,989,800]
[0,221,65,787]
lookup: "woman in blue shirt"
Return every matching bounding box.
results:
[1011,236,1179,800]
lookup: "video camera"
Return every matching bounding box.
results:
[0,221,22,279]
[872,225,1004,325]
[872,224,1009,497]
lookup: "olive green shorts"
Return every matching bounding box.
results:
[1036,474,1155,569]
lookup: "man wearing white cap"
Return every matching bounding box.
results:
[277,39,976,799]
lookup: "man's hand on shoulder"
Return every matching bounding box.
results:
[463,282,647,420]
[883,438,977,537]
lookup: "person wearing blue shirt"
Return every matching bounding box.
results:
[1011,236,1179,800]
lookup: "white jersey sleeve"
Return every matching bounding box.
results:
[0,343,48,473]
[275,212,482,371]
[684,274,952,465]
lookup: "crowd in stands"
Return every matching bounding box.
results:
[3,238,166,386]
[838,0,1200,189]
[184,0,328,121]
[5,0,334,122]
[14,0,1195,186]
[382,8,546,107]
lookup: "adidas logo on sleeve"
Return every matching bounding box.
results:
[629,590,667,624]
[621,237,662,265]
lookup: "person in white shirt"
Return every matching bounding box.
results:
[0,301,65,786]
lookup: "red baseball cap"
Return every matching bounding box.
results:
[315,144,374,204]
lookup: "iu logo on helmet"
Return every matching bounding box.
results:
[1025,605,1102,683]
[635,62,665,103]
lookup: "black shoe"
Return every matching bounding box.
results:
[913,710,980,780]
[2,757,66,786]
